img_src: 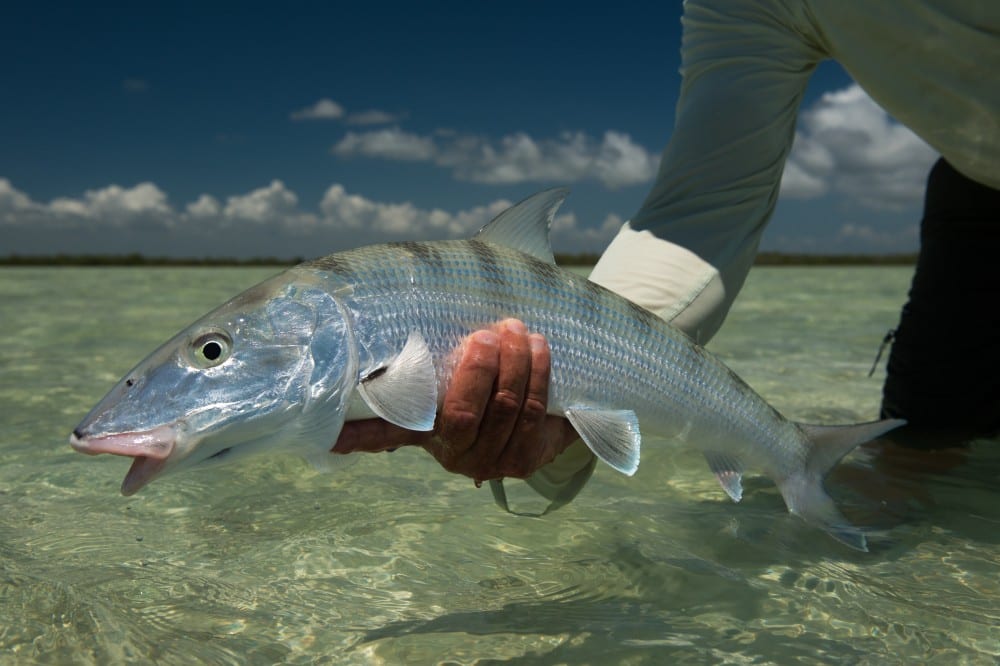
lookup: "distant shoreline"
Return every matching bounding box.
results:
[0,252,917,267]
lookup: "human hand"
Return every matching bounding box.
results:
[331,319,579,483]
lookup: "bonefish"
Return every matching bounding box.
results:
[70,189,902,550]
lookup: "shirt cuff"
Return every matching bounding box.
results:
[588,222,728,344]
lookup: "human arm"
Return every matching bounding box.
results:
[591,0,825,343]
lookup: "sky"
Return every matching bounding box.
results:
[1,2,939,259]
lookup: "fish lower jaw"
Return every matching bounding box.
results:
[121,456,170,496]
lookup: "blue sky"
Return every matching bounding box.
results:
[1,2,937,258]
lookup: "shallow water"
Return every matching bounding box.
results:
[2,266,999,664]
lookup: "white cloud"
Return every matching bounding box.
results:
[0,180,312,232]
[332,128,436,161]
[47,182,172,226]
[837,222,918,250]
[781,84,938,210]
[550,211,623,252]
[186,194,221,218]
[0,179,621,256]
[317,184,499,237]
[0,178,32,214]
[290,100,400,126]
[346,110,403,126]
[591,132,661,189]
[779,159,828,199]
[290,98,345,121]
[222,180,301,223]
[331,128,659,190]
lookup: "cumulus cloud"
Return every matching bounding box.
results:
[0,178,32,215]
[186,193,221,218]
[290,98,346,121]
[781,84,938,210]
[332,128,436,161]
[223,180,301,223]
[45,182,172,226]
[331,128,659,190]
[318,184,502,237]
[1,179,617,255]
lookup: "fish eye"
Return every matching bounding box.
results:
[190,331,233,368]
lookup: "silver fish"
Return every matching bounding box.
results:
[70,189,902,550]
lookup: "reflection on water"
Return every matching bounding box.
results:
[1,267,999,663]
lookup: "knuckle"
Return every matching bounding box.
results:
[440,409,481,441]
[519,397,547,422]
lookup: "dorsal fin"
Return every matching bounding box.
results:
[472,188,568,264]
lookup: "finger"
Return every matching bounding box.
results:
[466,320,533,472]
[493,332,551,478]
[435,329,500,456]
[332,419,432,454]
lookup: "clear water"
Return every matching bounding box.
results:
[2,266,998,664]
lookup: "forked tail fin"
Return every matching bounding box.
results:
[781,418,905,551]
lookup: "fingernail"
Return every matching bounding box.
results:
[505,319,527,335]
[529,334,546,353]
[472,330,499,346]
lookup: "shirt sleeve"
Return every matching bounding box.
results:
[591,0,825,343]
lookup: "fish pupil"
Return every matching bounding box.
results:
[202,341,223,361]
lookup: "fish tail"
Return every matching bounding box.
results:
[779,418,905,551]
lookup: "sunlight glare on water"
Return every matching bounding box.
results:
[1,266,999,664]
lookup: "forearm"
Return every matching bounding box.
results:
[594,0,822,343]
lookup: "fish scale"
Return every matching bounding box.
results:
[70,188,903,551]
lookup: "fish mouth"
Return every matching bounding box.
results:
[70,425,177,496]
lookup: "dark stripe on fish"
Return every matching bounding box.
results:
[468,240,517,306]
[307,253,354,276]
[397,241,444,270]
[468,241,505,284]
[525,255,562,288]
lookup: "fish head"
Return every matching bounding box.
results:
[70,270,357,495]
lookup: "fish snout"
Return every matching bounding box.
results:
[69,429,93,455]
[69,425,179,496]
[68,425,178,460]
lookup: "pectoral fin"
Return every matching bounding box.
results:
[357,331,438,431]
[564,406,640,476]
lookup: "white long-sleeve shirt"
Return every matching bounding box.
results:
[521,0,999,508]
[591,0,999,343]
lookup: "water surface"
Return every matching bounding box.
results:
[1,266,998,664]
